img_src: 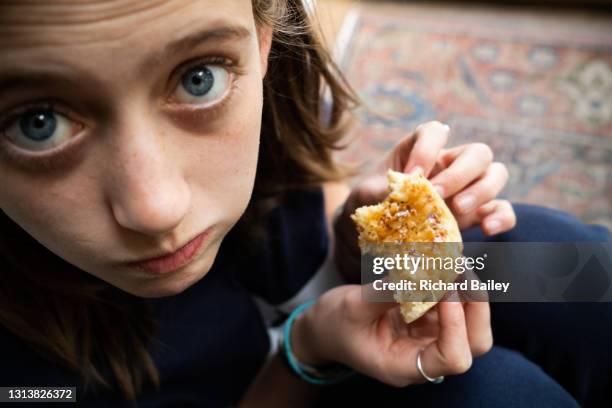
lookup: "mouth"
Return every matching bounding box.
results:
[126,229,211,275]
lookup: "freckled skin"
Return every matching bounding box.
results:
[0,0,273,297]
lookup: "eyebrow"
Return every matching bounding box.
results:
[0,72,88,96]
[0,24,252,95]
[142,24,252,68]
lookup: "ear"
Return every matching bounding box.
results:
[257,24,273,79]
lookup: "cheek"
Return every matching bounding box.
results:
[183,76,263,224]
[0,169,107,267]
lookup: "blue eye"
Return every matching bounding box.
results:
[3,107,78,152]
[181,66,214,96]
[174,64,230,105]
[19,109,57,141]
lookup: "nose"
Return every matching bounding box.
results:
[104,121,191,237]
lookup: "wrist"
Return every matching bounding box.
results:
[290,304,329,367]
[282,299,356,385]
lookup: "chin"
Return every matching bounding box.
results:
[130,267,207,298]
[148,259,214,298]
[136,281,197,298]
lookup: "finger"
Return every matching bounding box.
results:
[441,289,462,302]
[463,301,493,357]
[432,143,473,168]
[455,199,501,230]
[455,205,483,230]
[420,302,472,378]
[428,143,473,179]
[455,199,515,232]
[451,162,508,215]
[456,264,489,303]
[480,200,516,236]
[429,143,493,199]
[402,121,450,176]
[475,200,498,217]
[386,133,417,172]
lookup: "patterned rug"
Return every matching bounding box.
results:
[334,2,612,230]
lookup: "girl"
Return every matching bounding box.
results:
[0,1,609,407]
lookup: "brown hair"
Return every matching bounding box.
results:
[0,0,357,400]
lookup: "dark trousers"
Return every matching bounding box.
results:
[319,204,611,407]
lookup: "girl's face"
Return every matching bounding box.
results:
[0,1,272,297]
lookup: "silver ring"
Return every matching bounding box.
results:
[416,349,444,384]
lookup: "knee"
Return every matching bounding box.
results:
[318,347,580,407]
[448,346,580,407]
[511,204,609,242]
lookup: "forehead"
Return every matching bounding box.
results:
[0,0,254,49]
[0,0,256,102]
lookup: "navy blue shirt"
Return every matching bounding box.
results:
[0,188,328,407]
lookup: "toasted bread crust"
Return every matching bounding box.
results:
[352,170,462,323]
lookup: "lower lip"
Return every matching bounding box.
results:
[130,230,209,275]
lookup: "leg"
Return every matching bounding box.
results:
[462,203,610,243]
[317,346,579,407]
[463,204,612,407]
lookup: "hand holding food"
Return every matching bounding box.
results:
[291,168,492,388]
[291,283,493,388]
[333,121,515,281]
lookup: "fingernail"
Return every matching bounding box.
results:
[433,184,445,197]
[411,166,424,175]
[456,195,476,213]
[485,219,502,234]
[443,124,451,132]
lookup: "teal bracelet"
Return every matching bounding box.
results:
[282,299,356,385]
